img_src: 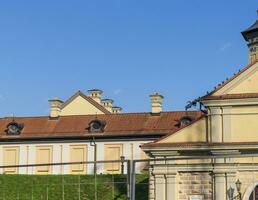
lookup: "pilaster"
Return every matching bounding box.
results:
[166,173,178,200]
[213,172,227,200]
[155,175,166,200]
[210,107,223,142]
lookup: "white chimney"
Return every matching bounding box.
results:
[88,89,103,104]
[150,92,164,114]
[48,98,63,118]
[112,106,122,114]
[101,99,114,112]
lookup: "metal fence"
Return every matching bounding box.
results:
[0,158,150,200]
[2,154,258,200]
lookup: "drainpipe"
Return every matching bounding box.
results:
[90,137,97,175]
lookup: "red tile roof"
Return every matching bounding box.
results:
[0,111,204,140]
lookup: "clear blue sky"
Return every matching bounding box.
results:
[0,0,257,116]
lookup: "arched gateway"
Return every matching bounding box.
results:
[243,182,258,200]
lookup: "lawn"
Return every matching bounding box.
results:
[0,174,148,200]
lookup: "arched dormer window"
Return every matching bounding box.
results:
[6,121,24,135]
[180,116,193,127]
[175,116,193,128]
[89,120,106,133]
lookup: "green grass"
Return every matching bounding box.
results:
[0,174,148,200]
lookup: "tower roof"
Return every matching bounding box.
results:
[242,14,258,41]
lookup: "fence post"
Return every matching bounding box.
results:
[129,160,136,200]
[127,160,131,200]
[120,156,125,175]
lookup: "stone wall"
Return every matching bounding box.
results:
[178,172,213,200]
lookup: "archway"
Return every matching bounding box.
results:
[243,181,258,200]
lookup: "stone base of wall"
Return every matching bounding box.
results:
[178,172,213,200]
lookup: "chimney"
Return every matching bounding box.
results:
[101,99,114,112]
[112,106,122,114]
[150,92,164,114]
[88,89,103,104]
[48,98,63,118]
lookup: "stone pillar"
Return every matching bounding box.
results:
[149,168,155,200]
[166,174,177,200]
[155,175,166,200]
[214,172,227,200]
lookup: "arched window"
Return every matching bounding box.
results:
[5,121,24,135]
[249,185,258,200]
[88,120,106,133]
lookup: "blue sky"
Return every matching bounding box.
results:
[0,0,257,116]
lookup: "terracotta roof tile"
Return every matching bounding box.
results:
[0,111,204,140]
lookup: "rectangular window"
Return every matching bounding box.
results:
[35,146,52,174]
[70,145,87,174]
[3,146,19,174]
[104,144,123,173]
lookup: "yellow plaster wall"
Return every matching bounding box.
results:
[213,62,258,95]
[60,95,104,116]
[228,69,258,94]
[159,118,207,143]
[231,114,258,141]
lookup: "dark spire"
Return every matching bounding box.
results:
[242,12,258,41]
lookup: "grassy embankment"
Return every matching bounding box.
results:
[0,174,148,200]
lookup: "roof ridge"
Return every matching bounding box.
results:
[0,110,203,119]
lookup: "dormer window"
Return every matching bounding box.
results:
[89,120,106,133]
[180,116,193,127]
[6,121,24,135]
[176,116,193,128]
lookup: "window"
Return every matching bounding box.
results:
[104,144,123,173]
[180,116,193,127]
[35,146,52,174]
[89,120,106,133]
[70,145,87,174]
[3,147,19,174]
[6,121,24,135]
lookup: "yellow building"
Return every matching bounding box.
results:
[142,14,258,200]
[0,89,202,176]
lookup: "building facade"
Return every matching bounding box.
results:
[0,89,202,175]
[142,14,258,200]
